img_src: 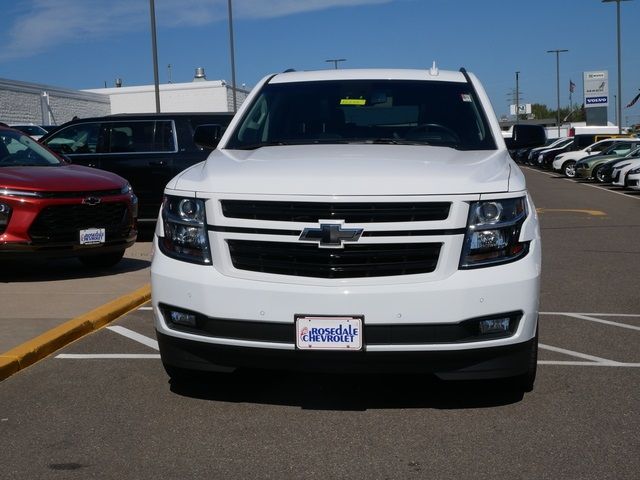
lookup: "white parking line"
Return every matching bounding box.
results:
[541,312,640,317]
[106,326,159,350]
[539,343,621,364]
[540,312,640,331]
[538,360,640,367]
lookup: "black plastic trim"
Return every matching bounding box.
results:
[160,304,522,345]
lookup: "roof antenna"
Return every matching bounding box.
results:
[429,61,439,76]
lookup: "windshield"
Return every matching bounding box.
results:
[11,125,48,136]
[0,129,63,167]
[226,79,496,151]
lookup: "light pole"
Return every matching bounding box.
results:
[149,0,161,113]
[325,59,346,69]
[227,0,238,112]
[515,71,520,125]
[547,49,569,138]
[602,0,632,133]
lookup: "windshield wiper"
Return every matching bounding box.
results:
[234,141,291,150]
[234,139,348,150]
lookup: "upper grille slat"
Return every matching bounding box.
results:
[228,240,441,279]
[221,200,450,223]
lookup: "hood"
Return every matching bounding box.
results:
[580,153,621,166]
[0,164,126,192]
[171,145,513,196]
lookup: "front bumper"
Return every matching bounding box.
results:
[151,233,541,378]
[157,330,536,379]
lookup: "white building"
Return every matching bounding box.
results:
[84,70,249,114]
[0,78,110,126]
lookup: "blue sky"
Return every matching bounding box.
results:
[0,0,639,124]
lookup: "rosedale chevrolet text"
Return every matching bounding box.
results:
[151,68,546,392]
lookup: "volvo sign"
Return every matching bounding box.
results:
[584,71,609,108]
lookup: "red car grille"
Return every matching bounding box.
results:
[28,203,131,244]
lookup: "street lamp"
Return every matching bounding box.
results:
[149,0,161,113]
[227,0,238,112]
[515,71,520,125]
[547,49,569,138]
[325,59,346,69]
[602,0,632,133]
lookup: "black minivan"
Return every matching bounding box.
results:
[40,112,234,221]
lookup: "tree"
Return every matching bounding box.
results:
[529,103,585,123]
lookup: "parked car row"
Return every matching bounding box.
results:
[1,112,234,268]
[512,132,640,190]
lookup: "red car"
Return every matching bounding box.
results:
[0,126,137,267]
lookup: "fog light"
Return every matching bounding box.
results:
[479,317,510,335]
[169,310,197,327]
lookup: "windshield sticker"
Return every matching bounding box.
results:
[340,98,366,106]
[461,94,472,103]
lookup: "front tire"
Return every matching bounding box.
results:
[562,161,576,178]
[592,165,605,183]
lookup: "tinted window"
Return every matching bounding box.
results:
[0,130,62,166]
[227,80,496,151]
[590,140,615,152]
[44,123,100,154]
[105,121,175,153]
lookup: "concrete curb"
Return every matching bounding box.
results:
[0,284,151,381]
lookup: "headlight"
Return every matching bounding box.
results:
[0,202,11,234]
[121,183,132,194]
[629,167,640,175]
[460,197,529,269]
[159,195,211,264]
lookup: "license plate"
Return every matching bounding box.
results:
[79,228,106,245]
[296,316,363,351]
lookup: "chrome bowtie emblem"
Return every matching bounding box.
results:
[299,221,363,248]
[82,196,101,206]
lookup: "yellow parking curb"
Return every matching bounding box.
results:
[0,284,151,381]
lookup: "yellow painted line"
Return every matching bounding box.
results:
[536,208,607,217]
[0,284,151,381]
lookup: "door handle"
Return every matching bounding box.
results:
[149,161,166,166]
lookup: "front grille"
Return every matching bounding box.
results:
[221,200,450,223]
[228,240,441,278]
[29,203,130,243]
[35,188,123,199]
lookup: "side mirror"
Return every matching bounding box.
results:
[504,124,546,150]
[194,124,223,150]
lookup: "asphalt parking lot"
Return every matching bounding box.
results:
[1,169,639,479]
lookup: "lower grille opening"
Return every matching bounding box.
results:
[28,203,130,244]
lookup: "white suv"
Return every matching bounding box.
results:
[151,69,544,391]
